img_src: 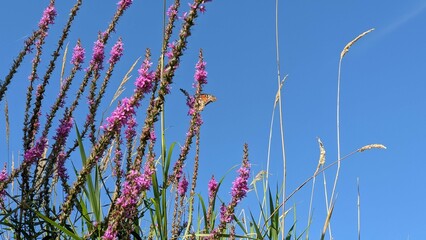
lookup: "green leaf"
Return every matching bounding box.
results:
[234,214,248,235]
[198,194,209,231]
[285,223,296,240]
[33,211,81,240]
[268,187,279,239]
[75,124,102,222]
[249,211,263,239]
[163,142,176,178]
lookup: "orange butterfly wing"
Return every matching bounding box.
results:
[197,94,216,111]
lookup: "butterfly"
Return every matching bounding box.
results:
[180,88,216,111]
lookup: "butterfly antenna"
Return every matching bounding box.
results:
[180,88,191,99]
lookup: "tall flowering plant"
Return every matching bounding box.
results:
[0,1,253,239]
[0,1,387,240]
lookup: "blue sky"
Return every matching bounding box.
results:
[1,0,426,239]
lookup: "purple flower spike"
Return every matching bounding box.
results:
[220,203,232,223]
[166,41,176,59]
[0,166,7,182]
[53,117,74,142]
[194,60,207,85]
[0,165,7,209]
[112,147,123,177]
[102,98,135,133]
[57,152,68,180]
[178,175,189,197]
[114,169,152,220]
[39,4,57,29]
[53,116,73,180]
[24,137,48,164]
[186,95,196,115]
[117,0,133,10]
[90,39,105,71]
[135,59,155,94]
[231,161,250,201]
[167,4,178,17]
[71,41,85,68]
[125,117,137,142]
[109,38,124,64]
[208,175,218,199]
[150,130,156,141]
[102,225,116,240]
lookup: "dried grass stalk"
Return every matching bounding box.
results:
[273,75,288,107]
[110,57,140,106]
[60,43,69,87]
[317,137,326,168]
[340,28,375,59]
[250,170,266,186]
[358,144,386,152]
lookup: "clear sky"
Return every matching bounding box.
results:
[1,1,426,239]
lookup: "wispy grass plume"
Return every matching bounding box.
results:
[329,27,375,238]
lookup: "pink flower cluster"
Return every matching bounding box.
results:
[109,38,124,64]
[231,161,250,201]
[0,166,7,209]
[185,95,196,115]
[116,170,151,216]
[56,152,68,180]
[135,59,155,94]
[102,59,154,134]
[102,98,135,133]
[53,117,73,179]
[102,226,116,240]
[220,203,232,223]
[24,137,48,164]
[149,130,157,142]
[189,0,212,14]
[124,117,137,143]
[194,60,207,85]
[117,0,133,10]
[208,175,218,199]
[166,4,178,17]
[112,147,123,177]
[38,4,57,29]
[103,166,154,239]
[178,175,189,197]
[53,117,74,142]
[71,42,85,68]
[216,151,251,234]
[166,41,176,59]
[90,39,105,71]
